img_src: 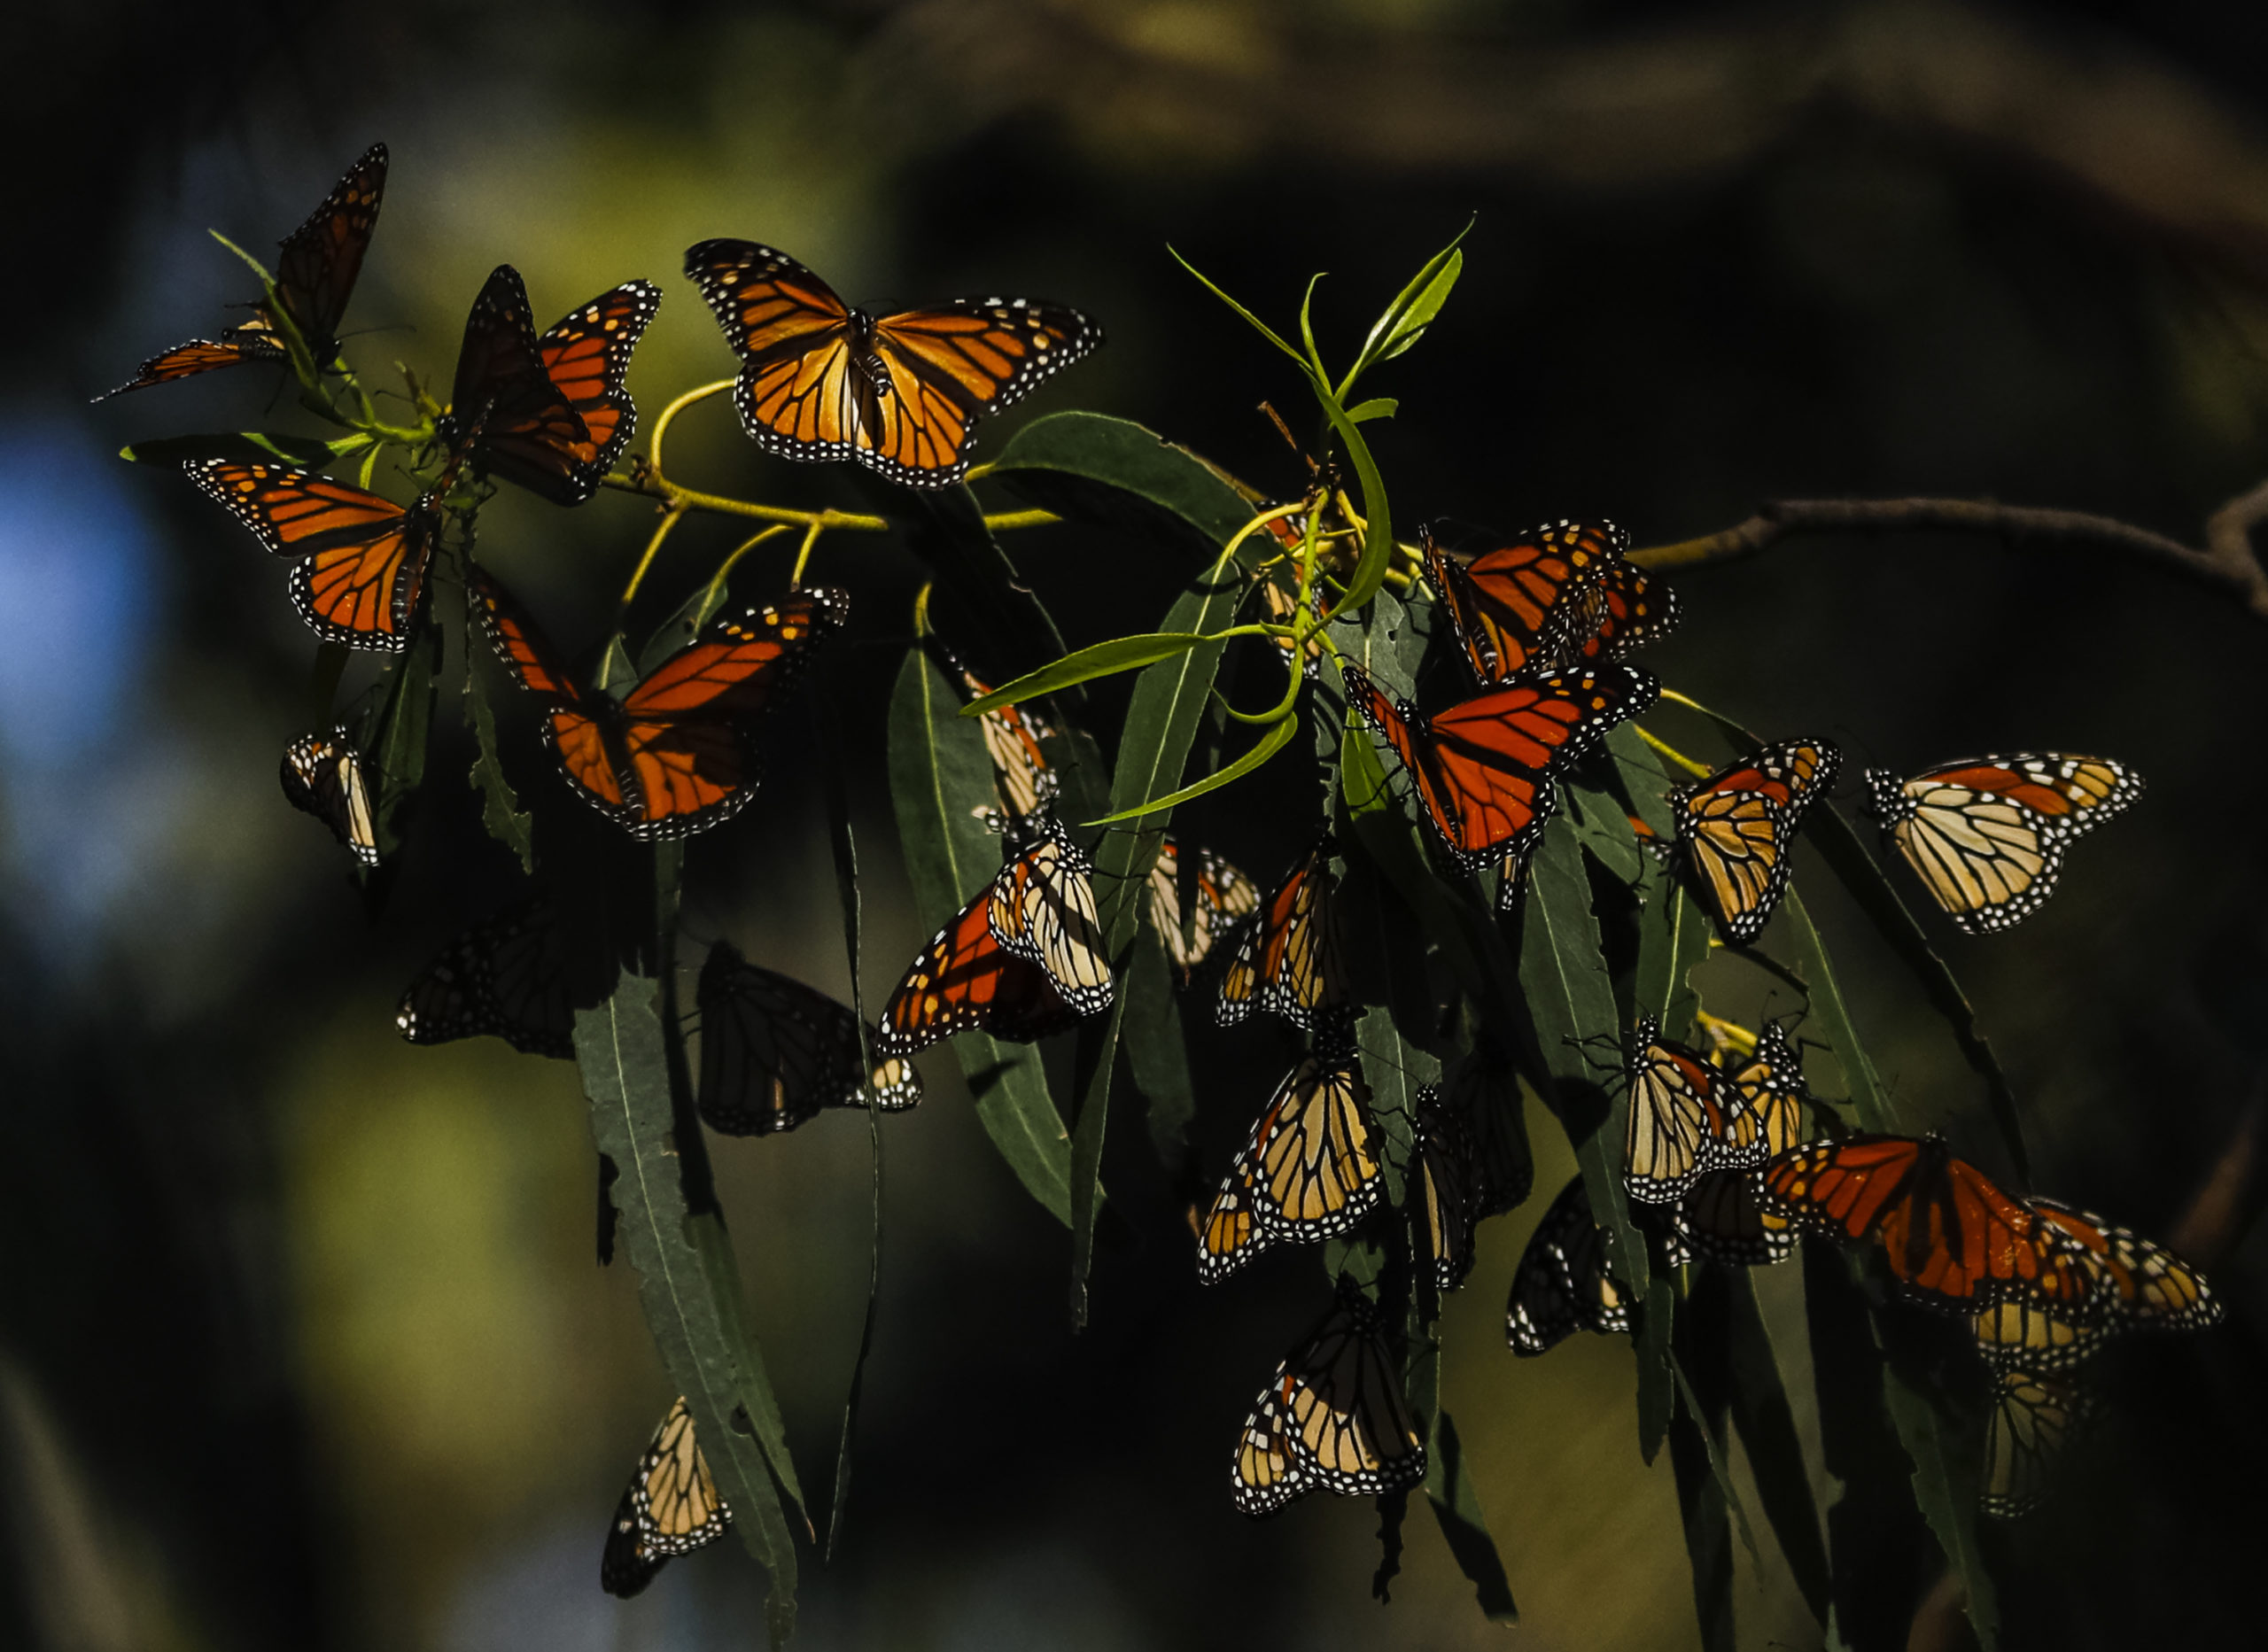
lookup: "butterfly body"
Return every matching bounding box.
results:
[685,239,1099,487]
[473,569,845,839]
[1199,1035,1380,1283]
[1864,754,2140,933]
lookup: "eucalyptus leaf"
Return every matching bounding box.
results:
[359,617,440,857]
[1346,397,1399,423]
[989,410,1262,556]
[962,632,1208,716]
[1122,927,1198,1165]
[1722,1271,1832,1627]
[462,602,535,874]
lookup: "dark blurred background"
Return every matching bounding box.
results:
[6,2,2268,1648]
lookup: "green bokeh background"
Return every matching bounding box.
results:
[7,3,2267,1648]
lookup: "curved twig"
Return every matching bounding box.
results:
[1629,488,2268,622]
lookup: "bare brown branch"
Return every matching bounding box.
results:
[1627,490,2268,622]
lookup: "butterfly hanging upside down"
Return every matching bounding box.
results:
[684,239,1100,487]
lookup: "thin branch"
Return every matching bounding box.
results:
[1629,490,2268,623]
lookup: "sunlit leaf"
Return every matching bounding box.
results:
[1346,397,1399,423]
[119,430,357,467]
[961,632,1208,717]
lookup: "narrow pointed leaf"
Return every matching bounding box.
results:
[1424,1412,1518,1622]
[358,618,440,857]
[1777,886,1899,1133]
[987,411,1260,555]
[1067,991,1128,1328]
[120,430,357,467]
[1882,1370,1999,1652]
[1723,1272,1832,1627]
[1122,927,1198,1165]
[962,632,1207,717]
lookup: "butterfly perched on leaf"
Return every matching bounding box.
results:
[1507,1175,1630,1356]
[683,239,1100,488]
[1216,838,1346,1030]
[1413,1085,1480,1292]
[1863,754,2141,935]
[1979,1367,2094,1521]
[1229,1285,1425,1517]
[1147,834,1262,985]
[601,1397,733,1597]
[1758,1134,2108,1319]
[878,813,1113,1056]
[695,940,921,1136]
[471,567,846,840]
[280,727,377,866]
[100,143,387,398]
[1197,1026,1379,1284]
[1421,518,1676,686]
[1344,662,1658,874]
[188,444,468,651]
[396,899,581,1059]
[1622,1016,1768,1207]
[440,266,661,506]
[1669,739,1840,943]
[1667,1021,1810,1265]
[932,638,1060,822]
[1440,1036,1534,1220]
[2027,1198,2221,1334]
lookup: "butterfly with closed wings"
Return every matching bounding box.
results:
[1216,837,1347,1030]
[601,1397,733,1598]
[1668,739,1840,943]
[684,239,1099,487]
[695,940,922,1136]
[1229,1284,1426,1517]
[280,727,378,866]
[1507,1174,1631,1356]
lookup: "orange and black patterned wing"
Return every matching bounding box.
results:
[1229,1370,1311,1517]
[1507,1175,1630,1355]
[1568,555,1677,663]
[1346,663,1657,872]
[535,281,662,488]
[986,817,1115,1015]
[186,460,432,651]
[1149,834,1262,983]
[1423,519,1616,683]
[269,141,388,349]
[447,265,597,503]
[878,890,1084,1057]
[695,940,920,1136]
[1414,1085,1480,1292]
[933,640,1060,821]
[601,1397,733,1598]
[1238,1040,1382,1244]
[1671,739,1839,942]
[684,239,862,465]
[859,298,1099,485]
[1273,1290,1426,1501]
[98,333,286,399]
[1216,840,1345,1030]
[466,566,640,825]
[2027,1198,2221,1332]
[280,727,378,867]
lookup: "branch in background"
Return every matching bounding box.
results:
[1627,487,2268,622]
[2170,1068,2268,1269]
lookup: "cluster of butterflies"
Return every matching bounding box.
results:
[111,143,1099,855]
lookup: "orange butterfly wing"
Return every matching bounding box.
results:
[188,461,432,651]
[684,239,862,464]
[860,300,1099,485]
[1347,663,1657,869]
[537,282,662,481]
[879,891,1081,1056]
[447,265,602,504]
[466,567,619,808]
[1423,519,1614,683]
[1671,739,1839,942]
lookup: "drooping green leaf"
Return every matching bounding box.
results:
[462,604,535,875]
[1882,1369,1999,1652]
[576,973,803,1646]
[1777,886,1899,1133]
[1090,706,1295,823]
[1356,1004,1436,1209]
[988,410,1259,557]
[1067,991,1129,1329]
[1722,1270,1833,1627]
[358,617,441,857]
[1665,1368,1736,1652]
[1803,1244,1936,1652]
[1423,1411,1519,1623]
[1346,223,1472,391]
[1168,248,1313,375]
[898,485,1076,694]
[1634,1274,1678,1464]
[884,648,1073,1223]
[962,632,1208,717]
[120,430,358,467]
[813,688,883,1559]
[1631,878,1710,1041]
[1122,927,1198,1166]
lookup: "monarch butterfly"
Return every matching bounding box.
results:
[1668,740,1840,943]
[1623,1018,1765,1206]
[1344,662,1658,873]
[695,940,922,1136]
[1414,1085,1480,1292]
[1199,1035,1379,1285]
[683,239,1100,488]
[1669,1021,1809,1265]
[601,1397,733,1597]
[1253,560,1330,681]
[934,640,1060,821]
[1440,1036,1534,1220]
[1147,834,1262,984]
[396,900,579,1059]
[1758,1134,2104,1318]
[1863,755,2142,935]
[187,449,462,651]
[440,268,662,506]
[1979,1368,2094,1521]
[1971,1298,2104,1374]
[280,727,377,866]
[99,143,386,399]
[1421,519,1676,685]
[471,567,846,839]
[1507,1175,1630,1356]
[1229,1286,1425,1516]
[2028,1198,2221,1332]
[984,813,1115,1015]
[877,876,1089,1056]
[1216,839,1347,1030]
